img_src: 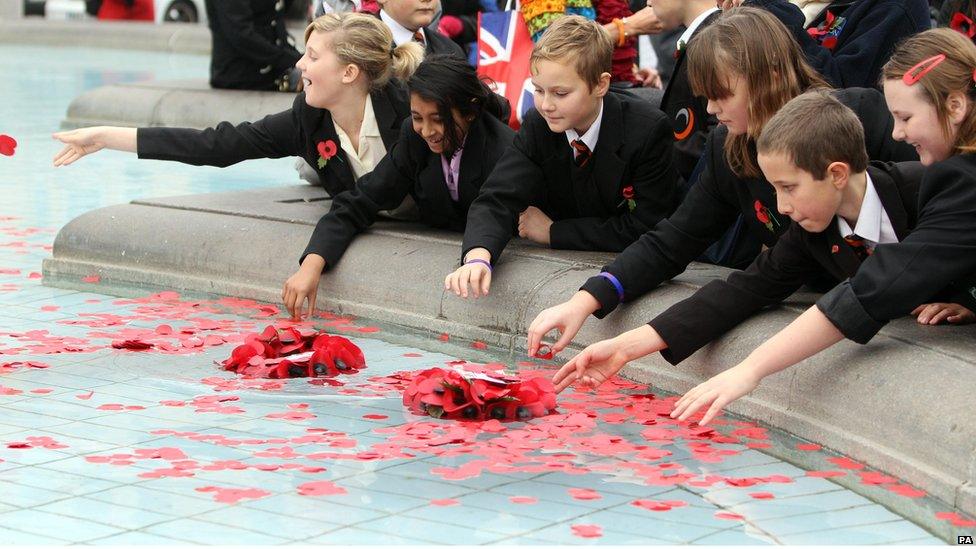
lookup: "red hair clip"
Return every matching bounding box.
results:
[903,54,947,85]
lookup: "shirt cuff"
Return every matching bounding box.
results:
[816,281,886,344]
[579,273,622,319]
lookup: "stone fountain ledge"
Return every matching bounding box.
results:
[42,184,976,528]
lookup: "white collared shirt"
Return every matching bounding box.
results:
[565,99,604,154]
[678,7,721,47]
[380,9,425,47]
[331,95,386,180]
[836,172,899,250]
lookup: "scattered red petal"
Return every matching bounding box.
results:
[75,391,94,400]
[796,443,821,451]
[567,488,601,500]
[81,275,100,283]
[715,512,745,520]
[570,524,603,538]
[438,333,450,342]
[886,484,926,498]
[430,498,459,506]
[828,456,864,470]
[362,414,388,420]
[194,485,271,504]
[28,272,42,279]
[806,470,846,478]
[509,496,538,504]
[0,134,16,156]
[858,471,898,485]
[297,480,347,497]
[471,341,488,350]
[749,492,775,500]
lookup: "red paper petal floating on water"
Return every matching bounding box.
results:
[568,488,601,500]
[430,498,459,506]
[796,443,821,451]
[81,275,100,283]
[570,524,603,538]
[715,512,745,520]
[509,496,538,504]
[0,135,16,156]
[471,340,488,350]
[297,480,347,497]
[111,339,153,351]
[806,470,846,478]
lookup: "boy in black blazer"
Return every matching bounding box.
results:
[445,15,680,298]
[552,90,974,392]
[377,0,467,59]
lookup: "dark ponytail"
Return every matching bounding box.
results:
[407,54,505,155]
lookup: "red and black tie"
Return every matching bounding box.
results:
[571,139,591,167]
[844,234,873,262]
[412,30,426,45]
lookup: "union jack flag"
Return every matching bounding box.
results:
[477,10,535,129]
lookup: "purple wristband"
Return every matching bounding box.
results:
[598,272,624,302]
[465,258,492,272]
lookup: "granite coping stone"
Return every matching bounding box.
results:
[42,185,976,521]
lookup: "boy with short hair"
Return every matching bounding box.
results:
[445,15,679,298]
[377,0,466,59]
[552,89,975,392]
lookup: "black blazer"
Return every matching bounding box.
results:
[661,9,721,181]
[818,153,976,343]
[422,25,467,59]
[647,162,931,364]
[300,114,516,268]
[137,82,411,198]
[580,87,920,318]
[460,90,680,261]
[204,0,302,91]
[748,0,931,89]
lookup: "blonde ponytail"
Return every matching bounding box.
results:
[391,41,425,83]
[304,12,423,90]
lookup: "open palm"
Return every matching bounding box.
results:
[52,129,105,166]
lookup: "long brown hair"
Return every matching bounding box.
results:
[882,28,976,155]
[687,7,828,177]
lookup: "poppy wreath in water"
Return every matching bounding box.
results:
[220,325,365,379]
[402,367,557,421]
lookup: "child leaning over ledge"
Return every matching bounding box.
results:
[666,28,976,425]
[552,89,976,393]
[444,15,680,299]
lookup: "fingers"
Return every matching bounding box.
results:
[928,307,953,325]
[52,146,79,167]
[552,358,580,392]
[552,324,576,354]
[676,389,715,423]
[283,286,296,320]
[480,269,492,297]
[293,290,307,321]
[910,304,925,316]
[915,303,941,324]
[699,394,729,426]
[307,288,318,321]
[445,265,490,299]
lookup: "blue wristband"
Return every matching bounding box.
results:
[598,272,624,302]
[465,258,492,272]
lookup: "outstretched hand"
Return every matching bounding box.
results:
[670,364,759,426]
[551,337,631,393]
[52,128,106,167]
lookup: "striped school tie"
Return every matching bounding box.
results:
[570,139,591,167]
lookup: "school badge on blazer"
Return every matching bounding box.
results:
[673,107,696,141]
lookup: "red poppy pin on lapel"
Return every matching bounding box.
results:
[316,139,338,169]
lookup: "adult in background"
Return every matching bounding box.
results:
[722,0,930,89]
[204,0,304,92]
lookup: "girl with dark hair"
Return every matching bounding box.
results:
[282,54,515,319]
